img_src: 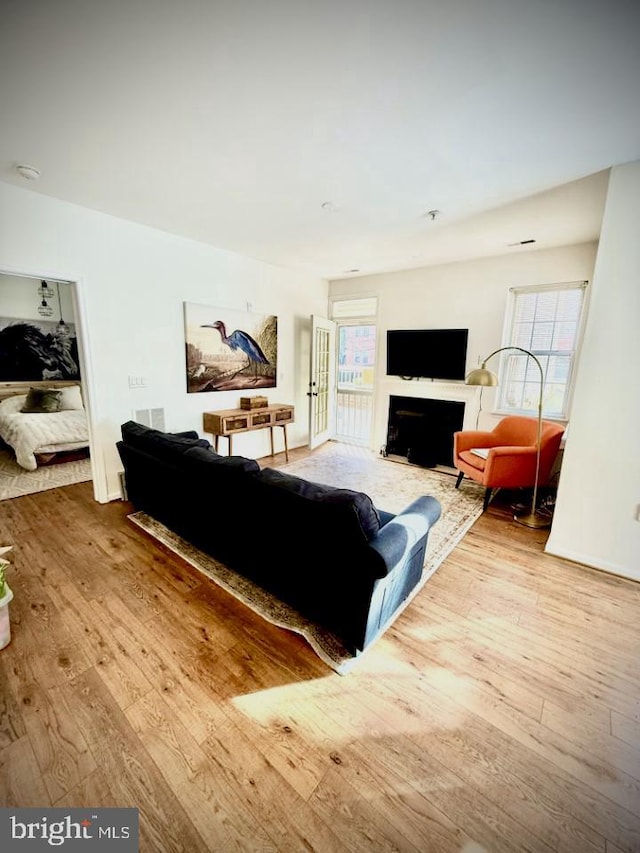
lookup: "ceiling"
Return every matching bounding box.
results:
[1,0,638,280]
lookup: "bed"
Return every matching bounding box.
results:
[0,382,89,471]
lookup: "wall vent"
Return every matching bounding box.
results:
[134,408,166,431]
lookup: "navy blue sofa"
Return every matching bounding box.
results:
[117,421,441,654]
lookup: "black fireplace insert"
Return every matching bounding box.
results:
[385,395,465,468]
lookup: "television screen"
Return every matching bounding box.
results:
[386,328,468,380]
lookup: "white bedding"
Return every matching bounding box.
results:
[0,394,89,471]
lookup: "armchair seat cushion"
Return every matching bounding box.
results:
[458,450,486,472]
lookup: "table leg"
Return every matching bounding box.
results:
[283,424,289,462]
[228,435,233,456]
[269,426,275,457]
[214,436,219,453]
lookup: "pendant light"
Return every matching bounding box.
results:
[56,283,69,334]
[37,280,54,317]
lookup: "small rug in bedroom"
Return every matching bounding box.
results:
[0,448,92,500]
[128,443,485,674]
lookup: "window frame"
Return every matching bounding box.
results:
[495,280,589,422]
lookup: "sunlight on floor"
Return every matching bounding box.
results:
[230,665,476,740]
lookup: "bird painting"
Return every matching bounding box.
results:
[201,319,270,384]
[185,303,277,393]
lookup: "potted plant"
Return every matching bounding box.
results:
[0,546,14,650]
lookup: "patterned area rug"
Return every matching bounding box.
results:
[128,443,485,675]
[0,448,92,500]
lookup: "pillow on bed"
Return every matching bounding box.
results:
[21,388,63,413]
[58,385,84,411]
[0,394,27,414]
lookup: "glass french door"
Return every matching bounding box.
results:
[308,315,336,450]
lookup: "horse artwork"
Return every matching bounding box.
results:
[184,303,277,393]
[0,319,80,382]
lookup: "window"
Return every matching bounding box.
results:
[330,296,378,320]
[337,324,376,388]
[496,281,588,420]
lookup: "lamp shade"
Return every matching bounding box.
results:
[465,366,498,386]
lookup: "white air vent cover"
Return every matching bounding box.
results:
[134,408,165,431]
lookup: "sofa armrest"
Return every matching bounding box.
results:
[368,496,442,575]
[348,495,441,652]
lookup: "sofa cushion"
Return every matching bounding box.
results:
[257,467,380,542]
[121,420,211,461]
[183,445,260,474]
[172,429,203,441]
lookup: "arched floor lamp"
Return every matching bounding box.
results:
[466,346,550,529]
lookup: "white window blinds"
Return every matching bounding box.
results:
[496,281,588,420]
[330,297,378,320]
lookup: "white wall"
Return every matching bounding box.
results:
[0,274,76,324]
[546,161,640,580]
[330,243,598,452]
[0,182,328,501]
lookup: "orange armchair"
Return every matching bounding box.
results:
[453,416,565,511]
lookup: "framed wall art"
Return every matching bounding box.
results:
[0,317,80,382]
[184,302,277,393]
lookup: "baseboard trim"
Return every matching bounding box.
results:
[544,541,638,582]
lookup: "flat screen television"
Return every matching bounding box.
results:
[386,328,469,381]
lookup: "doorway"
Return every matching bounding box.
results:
[335,323,376,446]
[0,270,96,500]
[332,297,378,448]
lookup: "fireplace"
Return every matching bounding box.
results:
[385,395,465,468]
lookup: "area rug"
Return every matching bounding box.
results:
[0,448,92,500]
[128,443,484,674]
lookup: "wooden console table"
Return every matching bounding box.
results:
[203,404,294,461]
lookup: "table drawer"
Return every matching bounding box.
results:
[223,416,250,432]
[251,412,272,427]
[275,409,293,423]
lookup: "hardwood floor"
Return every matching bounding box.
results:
[0,444,639,852]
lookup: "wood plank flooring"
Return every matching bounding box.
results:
[0,443,639,852]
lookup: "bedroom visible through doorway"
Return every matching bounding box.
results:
[0,271,92,500]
